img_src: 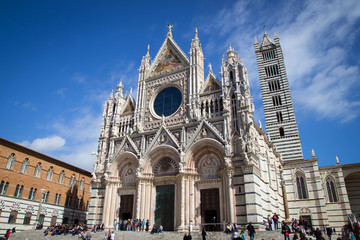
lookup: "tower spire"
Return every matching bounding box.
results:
[255,32,303,161]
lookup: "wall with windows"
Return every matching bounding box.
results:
[0,138,92,234]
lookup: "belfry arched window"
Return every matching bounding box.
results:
[296,173,308,199]
[6,153,16,170]
[326,178,338,202]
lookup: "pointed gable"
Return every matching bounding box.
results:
[122,98,135,114]
[122,94,136,114]
[260,32,275,50]
[144,124,180,157]
[150,36,190,77]
[202,72,222,94]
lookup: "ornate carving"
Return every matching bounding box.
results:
[10,202,20,211]
[25,205,35,214]
[0,200,5,210]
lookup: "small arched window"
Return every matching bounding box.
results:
[41,191,49,203]
[28,188,37,200]
[6,153,16,170]
[296,174,308,199]
[69,174,76,187]
[23,212,32,225]
[79,177,85,191]
[34,163,42,178]
[8,210,18,224]
[20,158,29,174]
[14,184,23,198]
[326,178,338,202]
[0,181,9,195]
[46,166,54,181]
[59,170,65,184]
[54,193,61,205]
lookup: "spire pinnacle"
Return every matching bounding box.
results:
[254,36,258,44]
[208,63,213,73]
[195,28,198,38]
[146,45,150,56]
[109,90,113,99]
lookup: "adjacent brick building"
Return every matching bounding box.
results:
[0,137,92,233]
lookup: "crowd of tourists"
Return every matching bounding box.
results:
[113,218,164,233]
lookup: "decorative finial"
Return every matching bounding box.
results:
[311,149,315,158]
[195,28,198,37]
[254,36,258,44]
[336,156,339,164]
[258,120,262,129]
[167,24,174,37]
[208,63,212,73]
[146,45,150,55]
[129,87,133,96]
[110,90,113,98]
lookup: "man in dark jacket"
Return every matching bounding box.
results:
[314,227,323,240]
[326,227,333,240]
[246,222,256,240]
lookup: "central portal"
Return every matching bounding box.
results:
[201,188,220,231]
[119,195,134,220]
[155,185,175,231]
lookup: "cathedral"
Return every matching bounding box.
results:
[88,27,359,231]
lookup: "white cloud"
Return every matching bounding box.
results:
[20,136,65,152]
[200,0,360,122]
[56,141,98,172]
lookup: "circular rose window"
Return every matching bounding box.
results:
[153,87,182,117]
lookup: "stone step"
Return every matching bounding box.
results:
[12,229,336,240]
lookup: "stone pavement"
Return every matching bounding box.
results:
[9,229,339,240]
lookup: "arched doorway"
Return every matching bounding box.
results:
[345,172,360,219]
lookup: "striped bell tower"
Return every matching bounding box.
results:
[255,32,303,161]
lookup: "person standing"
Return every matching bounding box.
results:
[326,227,333,240]
[281,221,291,240]
[110,230,115,240]
[273,213,279,230]
[268,214,273,231]
[145,219,150,232]
[4,229,11,240]
[246,222,256,240]
[240,230,245,240]
[314,227,323,240]
[202,227,207,240]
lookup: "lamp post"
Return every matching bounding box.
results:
[35,189,46,228]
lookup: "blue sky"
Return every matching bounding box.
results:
[1,0,359,172]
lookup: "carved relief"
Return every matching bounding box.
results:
[199,158,220,180]
[154,158,178,176]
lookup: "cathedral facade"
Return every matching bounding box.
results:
[88,28,359,231]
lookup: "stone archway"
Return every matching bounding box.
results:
[345,172,360,219]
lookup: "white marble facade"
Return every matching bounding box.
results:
[88,28,357,231]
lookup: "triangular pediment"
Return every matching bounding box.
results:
[260,32,275,50]
[185,119,225,152]
[145,124,180,156]
[149,36,190,77]
[112,136,140,161]
[202,72,222,94]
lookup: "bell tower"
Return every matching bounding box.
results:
[255,32,303,161]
